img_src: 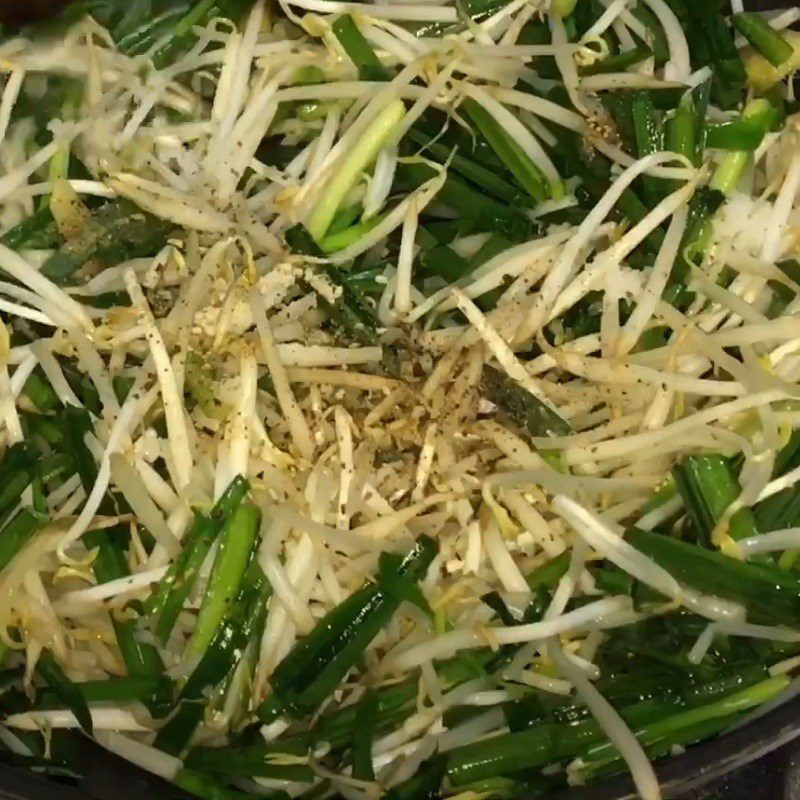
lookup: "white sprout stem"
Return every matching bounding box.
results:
[106,173,232,232]
[617,206,688,356]
[110,454,181,556]
[305,107,343,187]
[761,149,800,264]
[287,0,458,20]
[690,622,800,665]
[125,270,193,490]
[394,200,419,315]
[57,566,169,607]
[740,527,800,556]
[516,151,693,345]
[581,73,683,91]
[388,595,632,670]
[94,732,181,780]
[58,385,158,560]
[334,405,354,530]
[0,68,24,144]
[549,13,590,116]
[582,0,632,40]
[326,168,445,264]
[0,365,22,444]
[362,144,398,220]
[5,709,151,732]
[252,292,315,460]
[0,243,91,330]
[223,347,258,492]
[486,87,586,133]
[639,0,691,81]
[451,288,563,414]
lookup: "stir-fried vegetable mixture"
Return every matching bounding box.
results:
[1,1,800,798]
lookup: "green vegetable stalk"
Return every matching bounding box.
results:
[257,535,436,722]
[306,100,406,240]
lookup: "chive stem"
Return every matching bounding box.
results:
[733,12,794,67]
[710,100,773,194]
[306,100,405,240]
[184,503,261,665]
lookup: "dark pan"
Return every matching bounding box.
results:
[2,687,800,799]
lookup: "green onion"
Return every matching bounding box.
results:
[109,4,190,56]
[420,244,473,284]
[147,0,252,69]
[314,681,418,749]
[258,535,436,721]
[183,502,262,665]
[525,549,571,590]
[732,13,794,67]
[637,476,679,520]
[673,186,725,283]
[705,99,777,151]
[406,127,529,206]
[1,205,59,251]
[84,524,171,717]
[550,0,577,17]
[672,454,759,545]
[332,14,391,81]
[445,670,783,785]
[395,162,533,241]
[667,0,745,109]
[318,214,385,254]
[172,766,281,800]
[31,677,163,709]
[665,94,696,164]
[41,199,174,284]
[578,675,788,779]
[23,370,60,412]
[306,100,406,240]
[625,527,800,625]
[147,476,250,645]
[0,510,42,573]
[184,739,311,780]
[580,45,652,76]
[631,91,663,204]
[155,561,271,755]
[284,223,381,344]
[384,756,448,800]
[351,689,379,780]
[710,99,773,194]
[461,98,551,203]
[35,651,93,736]
[468,233,513,271]
[482,364,571,439]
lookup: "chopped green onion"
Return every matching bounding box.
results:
[626,527,800,625]
[733,13,794,67]
[580,45,652,76]
[184,502,261,665]
[462,98,550,203]
[35,651,93,736]
[351,688,379,779]
[147,476,250,645]
[672,454,759,546]
[332,14,391,81]
[306,100,406,240]
[258,536,436,721]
